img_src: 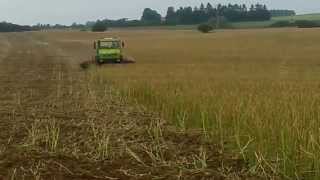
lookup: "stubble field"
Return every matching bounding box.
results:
[1,28,320,179]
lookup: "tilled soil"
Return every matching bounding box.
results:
[0,32,259,180]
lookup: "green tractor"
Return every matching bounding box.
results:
[94,38,125,64]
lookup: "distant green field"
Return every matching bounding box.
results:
[273,13,320,21]
[231,20,276,29]
[232,13,320,29]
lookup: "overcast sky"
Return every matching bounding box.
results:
[0,0,320,25]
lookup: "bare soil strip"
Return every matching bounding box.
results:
[0,32,257,179]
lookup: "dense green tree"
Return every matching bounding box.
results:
[141,8,162,24]
[165,7,178,25]
[163,2,272,26]
[91,20,107,32]
[200,3,205,11]
[86,21,96,27]
[198,23,214,33]
[247,4,271,21]
[0,22,32,32]
[206,3,215,17]
[178,7,194,24]
[208,16,231,28]
[193,6,207,23]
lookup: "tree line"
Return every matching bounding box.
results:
[90,3,298,31]
[0,22,32,32]
[0,22,69,32]
[91,3,276,29]
[89,4,308,32]
[164,3,272,25]
[0,3,298,32]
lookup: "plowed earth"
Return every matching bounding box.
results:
[0,32,259,180]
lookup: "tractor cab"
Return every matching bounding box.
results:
[94,38,125,64]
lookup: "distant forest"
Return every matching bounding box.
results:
[165,3,272,24]
[0,22,32,32]
[94,3,275,27]
[0,3,297,32]
[87,3,297,28]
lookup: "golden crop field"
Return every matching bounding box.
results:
[44,28,320,178]
[1,28,320,179]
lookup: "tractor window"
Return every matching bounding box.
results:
[99,41,120,49]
